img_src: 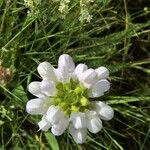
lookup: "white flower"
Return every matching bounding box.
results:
[38,117,51,131]
[93,101,114,121]
[46,105,65,125]
[70,112,86,129]
[78,68,98,88]
[37,61,57,81]
[51,116,69,136]
[40,80,56,96]
[72,64,88,80]
[69,124,87,144]
[89,79,110,98]
[58,54,75,73]
[86,110,102,134]
[55,67,70,83]
[26,98,49,115]
[95,67,109,80]
[26,54,114,144]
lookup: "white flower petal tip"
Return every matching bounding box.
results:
[41,80,56,96]
[38,117,51,131]
[37,61,57,81]
[26,98,47,115]
[86,111,103,134]
[28,81,44,98]
[69,124,87,144]
[72,64,88,80]
[58,54,75,73]
[94,101,114,121]
[95,67,109,79]
[99,106,114,121]
[89,79,110,98]
[79,69,98,88]
[70,112,86,129]
[46,106,64,125]
[51,117,69,136]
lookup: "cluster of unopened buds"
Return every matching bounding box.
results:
[26,54,114,144]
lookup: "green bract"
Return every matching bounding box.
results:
[52,80,89,115]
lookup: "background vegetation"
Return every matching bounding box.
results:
[0,0,150,149]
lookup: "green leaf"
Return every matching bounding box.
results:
[12,85,28,107]
[44,132,59,150]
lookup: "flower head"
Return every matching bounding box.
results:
[26,54,114,144]
[0,65,13,85]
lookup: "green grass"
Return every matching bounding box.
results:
[0,0,150,149]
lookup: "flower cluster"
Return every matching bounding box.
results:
[55,0,94,22]
[24,0,41,14]
[58,0,70,19]
[24,0,97,23]
[79,0,94,23]
[26,54,114,144]
[0,64,12,85]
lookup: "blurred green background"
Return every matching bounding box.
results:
[0,0,150,149]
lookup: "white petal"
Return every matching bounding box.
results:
[46,106,64,125]
[70,112,86,129]
[69,124,87,144]
[79,69,98,88]
[95,67,109,79]
[58,54,75,73]
[89,79,110,98]
[40,80,56,96]
[86,111,102,133]
[51,117,69,136]
[72,64,88,80]
[26,98,48,115]
[37,62,57,81]
[94,101,114,121]
[55,67,70,83]
[38,117,51,131]
[28,81,44,98]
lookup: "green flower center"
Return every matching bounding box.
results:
[52,80,89,115]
